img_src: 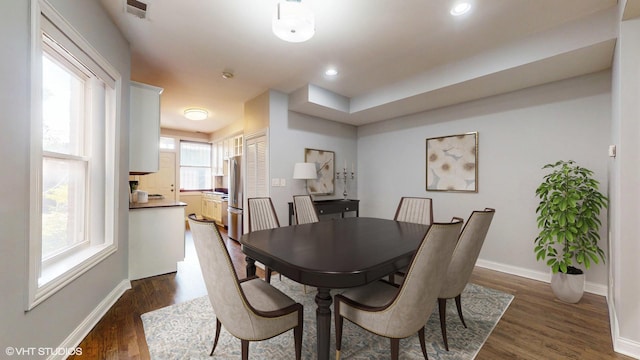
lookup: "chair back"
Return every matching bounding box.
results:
[394,197,433,225]
[369,220,462,338]
[293,195,319,224]
[248,197,280,231]
[440,208,495,298]
[187,214,256,338]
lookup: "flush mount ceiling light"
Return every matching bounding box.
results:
[184,108,208,121]
[450,2,471,16]
[272,0,315,43]
[325,68,338,76]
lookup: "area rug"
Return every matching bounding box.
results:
[142,277,513,359]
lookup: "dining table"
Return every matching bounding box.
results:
[239,217,431,360]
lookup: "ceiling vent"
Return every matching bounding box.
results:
[126,0,148,19]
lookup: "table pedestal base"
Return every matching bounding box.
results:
[315,288,332,360]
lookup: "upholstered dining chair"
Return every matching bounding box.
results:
[293,195,319,224]
[187,214,303,360]
[247,197,280,283]
[394,196,434,225]
[438,208,495,351]
[334,219,463,360]
[389,196,435,284]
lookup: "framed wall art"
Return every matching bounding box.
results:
[426,132,478,192]
[304,148,335,195]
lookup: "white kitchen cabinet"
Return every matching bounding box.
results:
[129,204,185,280]
[202,192,223,224]
[129,81,163,174]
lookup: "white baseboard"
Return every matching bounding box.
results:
[474,259,607,296]
[609,301,640,359]
[48,279,131,360]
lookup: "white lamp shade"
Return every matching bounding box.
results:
[293,162,317,179]
[272,1,315,43]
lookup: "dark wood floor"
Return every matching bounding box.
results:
[69,226,629,360]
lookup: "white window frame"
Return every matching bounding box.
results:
[179,140,213,191]
[27,0,121,310]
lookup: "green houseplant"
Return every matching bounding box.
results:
[534,160,608,302]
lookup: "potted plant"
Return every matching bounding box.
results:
[534,160,608,303]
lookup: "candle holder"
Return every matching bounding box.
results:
[336,168,355,199]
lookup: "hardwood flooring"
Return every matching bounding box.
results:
[69,227,629,360]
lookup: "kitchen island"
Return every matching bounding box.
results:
[129,199,187,280]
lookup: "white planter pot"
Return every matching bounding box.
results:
[550,271,585,303]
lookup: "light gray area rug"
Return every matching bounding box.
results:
[142,277,513,359]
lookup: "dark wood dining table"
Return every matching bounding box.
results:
[239,217,430,360]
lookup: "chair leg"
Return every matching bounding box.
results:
[390,338,400,360]
[418,327,429,359]
[438,298,449,351]
[266,268,272,283]
[455,294,467,328]
[294,307,303,360]
[335,300,343,360]
[241,339,249,360]
[210,319,222,356]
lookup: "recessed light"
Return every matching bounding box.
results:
[325,68,338,76]
[184,108,208,121]
[221,71,234,79]
[450,2,471,16]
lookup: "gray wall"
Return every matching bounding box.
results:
[0,0,130,355]
[357,71,611,289]
[268,91,358,224]
[610,12,640,353]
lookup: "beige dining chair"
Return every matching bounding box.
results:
[293,195,319,224]
[389,196,435,284]
[187,214,303,360]
[438,208,496,351]
[247,197,280,283]
[334,219,463,360]
[394,196,434,225]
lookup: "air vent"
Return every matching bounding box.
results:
[126,0,148,19]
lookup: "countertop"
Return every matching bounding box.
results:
[129,199,187,209]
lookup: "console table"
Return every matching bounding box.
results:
[287,199,359,225]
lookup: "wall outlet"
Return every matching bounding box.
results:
[608,145,616,157]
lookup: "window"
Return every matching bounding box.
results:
[28,1,120,309]
[159,136,176,150]
[180,141,212,190]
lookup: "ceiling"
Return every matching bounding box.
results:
[100,0,619,134]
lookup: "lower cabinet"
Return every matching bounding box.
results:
[202,194,223,225]
[129,205,185,280]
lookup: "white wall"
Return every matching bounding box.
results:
[610,13,640,357]
[357,71,611,290]
[0,0,130,356]
[268,91,358,225]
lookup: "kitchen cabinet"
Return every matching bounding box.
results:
[202,192,223,225]
[129,81,163,174]
[129,202,186,280]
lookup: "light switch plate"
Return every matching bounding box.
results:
[608,145,616,157]
[280,178,286,187]
[271,178,280,187]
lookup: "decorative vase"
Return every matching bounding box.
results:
[550,271,585,303]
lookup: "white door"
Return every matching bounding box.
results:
[245,134,268,200]
[138,151,177,201]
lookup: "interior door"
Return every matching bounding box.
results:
[138,151,176,201]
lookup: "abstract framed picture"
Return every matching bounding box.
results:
[304,148,335,195]
[426,132,478,192]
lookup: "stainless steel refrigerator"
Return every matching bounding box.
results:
[228,155,243,241]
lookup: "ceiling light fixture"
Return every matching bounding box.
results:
[184,108,208,121]
[450,2,471,16]
[221,71,234,79]
[325,68,338,76]
[272,0,315,43]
